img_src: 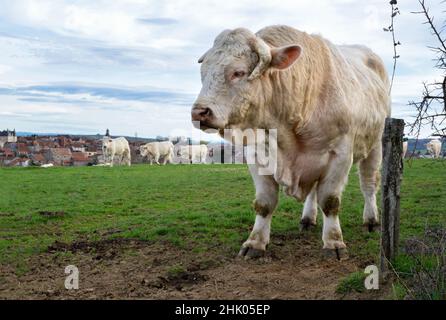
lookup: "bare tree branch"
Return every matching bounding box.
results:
[408,0,446,141]
[419,0,446,53]
[385,0,401,94]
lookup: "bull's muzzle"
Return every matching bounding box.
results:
[191,104,214,129]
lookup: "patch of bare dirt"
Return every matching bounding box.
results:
[0,233,389,300]
[38,211,65,218]
[0,212,14,217]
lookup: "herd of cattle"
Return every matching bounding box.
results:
[402,139,443,159]
[100,136,444,167]
[101,136,209,167]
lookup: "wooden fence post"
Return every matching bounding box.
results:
[380,117,404,279]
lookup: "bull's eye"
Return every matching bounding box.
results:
[232,71,246,80]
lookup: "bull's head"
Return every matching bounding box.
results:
[102,138,113,154]
[191,28,302,131]
[139,145,148,158]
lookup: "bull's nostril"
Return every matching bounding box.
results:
[199,108,211,117]
[192,106,212,121]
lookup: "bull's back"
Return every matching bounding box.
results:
[257,26,390,115]
[334,45,391,158]
[114,137,130,152]
[158,141,173,154]
[338,45,390,92]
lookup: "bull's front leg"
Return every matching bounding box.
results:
[317,148,353,259]
[238,164,279,259]
[109,153,115,167]
[153,153,161,165]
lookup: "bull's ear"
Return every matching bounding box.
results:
[270,45,302,70]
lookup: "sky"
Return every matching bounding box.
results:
[0,0,444,139]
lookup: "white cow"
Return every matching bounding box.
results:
[102,137,131,167]
[402,141,408,159]
[426,139,442,158]
[192,26,390,258]
[140,141,174,165]
[177,145,208,164]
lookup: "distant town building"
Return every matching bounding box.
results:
[0,147,15,165]
[17,143,30,156]
[31,153,46,165]
[58,136,70,148]
[71,141,86,152]
[46,148,72,166]
[0,129,17,148]
[71,152,90,166]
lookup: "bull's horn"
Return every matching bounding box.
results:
[248,37,272,81]
[198,49,211,64]
[199,29,232,64]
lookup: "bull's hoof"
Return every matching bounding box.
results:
[300,217,316,231]
[363,221,380,233]
[322,248,348,261]
[238,247,265,259]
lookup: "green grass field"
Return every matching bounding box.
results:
[0,160,445,288]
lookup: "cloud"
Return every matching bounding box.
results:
[3,84,194,104]
[0,111,32,118]
[138,18,178,25]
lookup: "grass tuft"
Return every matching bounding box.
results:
[336,272,367,294]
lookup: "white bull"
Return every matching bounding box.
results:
[192,25,390,258]
[426,139,442,158]
[177,145,208,164]
[102,137,131,167]
[140,141,174,165]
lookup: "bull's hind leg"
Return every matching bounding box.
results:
[359,146,381,231]
[239,164,279,258]
[300,183,318,230]
[165,152,173,165]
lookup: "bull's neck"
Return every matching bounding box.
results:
[260,35,333,134]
